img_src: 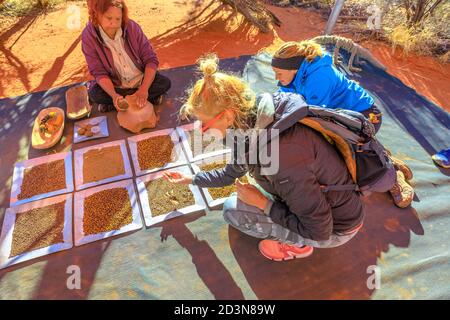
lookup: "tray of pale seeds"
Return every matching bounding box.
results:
[10,151,74,207]
[191,154,249,209]
[136,165,206,227]
[73,179,142,246]
[0,194,73,269]
[176,122,231,162]
[74,139,132,190]
[127,128,187,176]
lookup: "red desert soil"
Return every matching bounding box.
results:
[0,1,448,111]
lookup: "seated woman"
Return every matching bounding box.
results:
[163,54,365,262]
[271,40,414,208]
[82,0,171,112]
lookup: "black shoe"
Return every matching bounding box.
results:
[153,95,164,106]
[98,103,115,113]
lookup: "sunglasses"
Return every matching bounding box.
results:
[201,110,227,134]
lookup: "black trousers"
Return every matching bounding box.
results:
[88,72,171,105]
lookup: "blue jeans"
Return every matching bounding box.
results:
[223,195,360,248]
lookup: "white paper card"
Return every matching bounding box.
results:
[128,128,187,176]
[0,194,73,270]
[73,116,109,144]
[73,179,143,246]
[74,139,132,190]
[176,122,231,162]
[191,153,235,209]
[136,166,206,227]
[10,151,74,207]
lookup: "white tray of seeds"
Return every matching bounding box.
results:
[73,179,143,246]
[127,128,187,177]
[10,151,74,207]
[74,139,132,190]
[0,194,73,270]
[136,165,206,227]
[191,153,248,210]
[176,122,231,162]
[73,116,109,144]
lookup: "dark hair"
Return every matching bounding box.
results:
[87,0,129,28]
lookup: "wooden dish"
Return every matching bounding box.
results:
[66,85,92,119]
[31,107,65,150]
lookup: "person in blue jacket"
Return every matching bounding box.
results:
[271,40,383,132]
[271,40,415,208]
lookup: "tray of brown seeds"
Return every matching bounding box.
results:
[73,179,142,246]
[74,139,132,190]
[177,122,231,162]
[0,193,73,269]
[136,165,206,227]
[127,128,187,176]
[10,151,74,207]
[191,154,249,209]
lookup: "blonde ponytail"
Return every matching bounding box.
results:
[181,54,256,129]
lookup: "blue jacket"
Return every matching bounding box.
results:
[193,92,364,241]
[279,53,374,112]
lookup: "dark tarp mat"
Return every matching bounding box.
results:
[0,51,449,300]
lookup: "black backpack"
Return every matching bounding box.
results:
[297,105,396,195]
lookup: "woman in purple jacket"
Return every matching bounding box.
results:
[82,0,171,112]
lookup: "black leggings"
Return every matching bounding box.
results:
[88,72,171,105]
[361,104,383,133]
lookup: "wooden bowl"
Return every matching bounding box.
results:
[66,85,92,119]
[31,107,65,150]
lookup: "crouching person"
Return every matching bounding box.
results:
[164,54,364,261]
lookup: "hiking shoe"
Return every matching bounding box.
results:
[432,148,450,168]
[153,95,163,105]
[98,103,115,113]
[390,155,413,180]
[389,170,414,208]
[258,240,313,261]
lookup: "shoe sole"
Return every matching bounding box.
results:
[258,244,314,262]
[395,164,413,181]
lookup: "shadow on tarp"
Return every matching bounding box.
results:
[229,192,424,299]
[0,56,250,299]
[154,212,245,300]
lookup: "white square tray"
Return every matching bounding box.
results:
[128,128,187,176]
[176,122,231,162]
[10,151,74,207]
[136,165,206,227]
[74,139,132,190]
[73,179,143,246]
[191,153,236,209]
[73,116,109,144]
[0,194,73,270]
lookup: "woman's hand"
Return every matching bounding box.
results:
[162,171,193,185]
[112,93,125,111]
[134,87,149,108]
[235,179,269,212]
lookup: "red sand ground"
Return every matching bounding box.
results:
[0,1,448,111]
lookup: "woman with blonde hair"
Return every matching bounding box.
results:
[271,40,414,209]
[81,0,171,112]
[163,54,365,262]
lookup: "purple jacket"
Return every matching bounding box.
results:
[81,19,159,87]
